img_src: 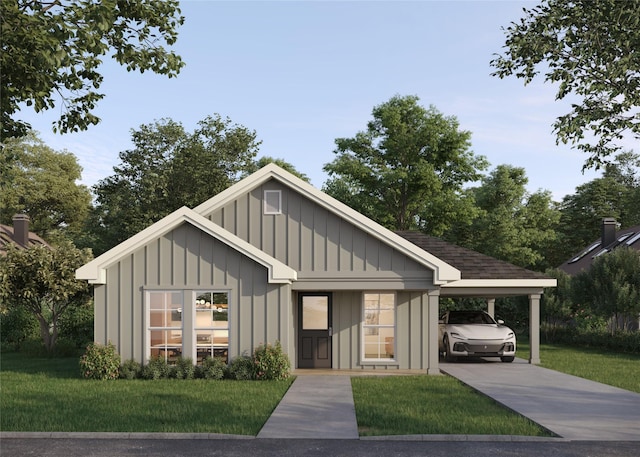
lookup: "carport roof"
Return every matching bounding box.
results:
[396,231,550,281]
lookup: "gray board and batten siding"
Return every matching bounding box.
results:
[93,222,294,364]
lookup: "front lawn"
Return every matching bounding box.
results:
[351,375,552,437]
[0,353,293,434]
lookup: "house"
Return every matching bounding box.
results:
[558,218,640,276]
[0,214,50,255]
[76,164,555,373]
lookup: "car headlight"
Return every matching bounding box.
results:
[507,332,514,338]
[450,332,466,340]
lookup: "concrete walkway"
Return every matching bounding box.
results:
[441,359,640,441]
[257,375,359,439]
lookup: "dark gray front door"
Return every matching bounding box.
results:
[298,293,332,368]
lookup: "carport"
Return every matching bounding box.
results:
[397,232,557,365]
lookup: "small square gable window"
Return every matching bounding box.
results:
[264,190,281,215]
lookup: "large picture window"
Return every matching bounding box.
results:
[149,291,183,362]
[362,292,396,361]
[195,291,229,363]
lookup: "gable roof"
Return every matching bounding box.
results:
[194,163,461,284]
[396,231,556,293]
[76,207,297,284]
[0,223,50,255]
[559,223,640,276]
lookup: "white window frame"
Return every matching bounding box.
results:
[193,290,230,363]
[361,291,396,362]
[264,190,282,215]
[146,290,184,364]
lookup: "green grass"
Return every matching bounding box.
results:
[351,375,552,437]
[0,353,293,434]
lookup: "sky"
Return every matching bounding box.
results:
[18,0,605,201]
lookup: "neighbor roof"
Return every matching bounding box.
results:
[0,224,49,255]
[558,223,640,276]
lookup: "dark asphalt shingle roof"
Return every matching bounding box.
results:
[395,230,550,280]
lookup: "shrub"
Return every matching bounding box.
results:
[0,306,39,350]
[229,355,255,380]
[79,342,121,380]
[19,338,49,357]
[141,356,171,380]
[173,357,196,380]
[199,356,227,380]
[253,340,290,380]
[53,337,81,357]
[119,359,142,379]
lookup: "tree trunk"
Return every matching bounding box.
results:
[37,316,55,353]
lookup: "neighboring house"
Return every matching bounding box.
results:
[558,218,640,276]
[76,164,555,373]
[0,214,50,255]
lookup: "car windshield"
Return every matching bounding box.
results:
[447,311,495,325]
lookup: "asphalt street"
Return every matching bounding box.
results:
[2,438,639,457]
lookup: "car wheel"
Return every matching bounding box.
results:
[501,356,515,363]
[443,335,456,362]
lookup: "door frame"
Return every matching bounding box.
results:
[297,292,333,369]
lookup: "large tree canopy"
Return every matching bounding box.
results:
[91,115,261,253]
[491,0,640,169]
[0,242,92,353]
[1,0,184,138]
[323,95,487,235]
[0,131,92,239]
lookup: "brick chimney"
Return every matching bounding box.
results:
[12,214,30,247]
[601,217,617,248]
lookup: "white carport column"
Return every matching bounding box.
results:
[528,293,541,364]
[427,289,441,375]
[487,298,495,318]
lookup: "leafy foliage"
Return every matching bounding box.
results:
[0,241,92,353]
[572,247,640,332]
[323,95,487,235]
[253,340,290,381]
[0,132,92,239]
[79,341,121,380]
[491,0,640,169]
[173,356,196,380]
[119,359,142,380]
[0,306,40,351]
[228,355,256,380]
[1,0,184,138]
[199,356,227,380]
[90,115,261,253]
[141,356,171,380]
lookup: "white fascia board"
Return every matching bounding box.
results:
[76,206,296,285]
[442,279,558,289]
[193,164,461,284]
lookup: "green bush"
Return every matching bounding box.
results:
[253,340,290,380]
[79,342,121,380]
[542,327,640,354]
[53,337,81,357]
[19,338,49,357]
[0,307,39,350]
[173,357,196,379]
[199,356,227,380]
[119,359,142,379]
[229,355,255,380]
[142,356,171,380]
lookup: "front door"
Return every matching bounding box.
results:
[298,293,332,368]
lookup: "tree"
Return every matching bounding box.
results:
[451,165,560,270]
[1,0,184,138]
[91,115,261,252]
[322,95,487,235]
[572,247,640,332]
[0,131,92,239]
[491,0,640,169]
[0,241,92,353]
[244,156,310,182]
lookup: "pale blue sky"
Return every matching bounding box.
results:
[19,0,604,201]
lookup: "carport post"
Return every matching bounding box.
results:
[487,298,495,318]
[427,289,441,375]
[528,293,541,364]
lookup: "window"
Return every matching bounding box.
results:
[148,291,183,363]
[362,292,395,361]
[194,291,229,363]
[264,190,281,214]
